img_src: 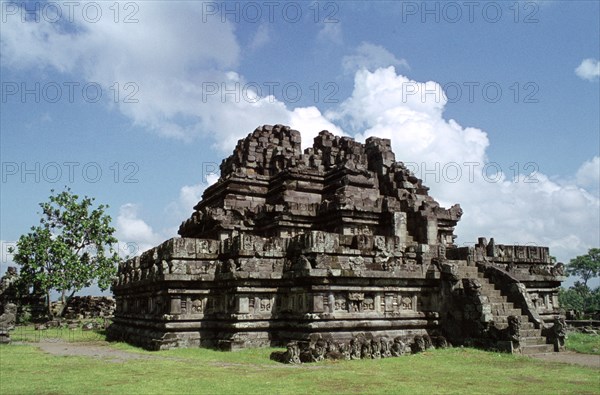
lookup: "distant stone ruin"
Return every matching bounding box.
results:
[0,267,18,343]
[51,296,115,320]
[108,124,565,355]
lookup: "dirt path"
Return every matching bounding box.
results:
[32,340,158,363]
[528,351,600,369]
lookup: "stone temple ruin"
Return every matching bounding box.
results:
[108,124,566,357]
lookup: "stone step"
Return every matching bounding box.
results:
[479,283,501,292]
[519,328,543,337]
[477,279,498,288]
[487,295,506,303]
[460,271,487,281]
[486,292,506,302]
[491,307,522,317]
[486,291,507,301]
[521,336,548,346]
[456,268,498,289]
[491,301,516,309]
[521,322,536,330]
[479,285,501,294]
[520,343,554,355]
[493,317,535,329]
[460,267,553,353]
[459,267,478,275]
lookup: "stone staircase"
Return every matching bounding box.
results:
[458,265,554,354]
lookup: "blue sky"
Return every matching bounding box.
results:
[1,1,599,291]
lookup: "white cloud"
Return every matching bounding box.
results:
[576,156,600,195]
[115,203,163,255]
[1,2,291,147]
[102,65,597,271]
[328,67,486,163]
[1,4,358,155]
[177,174,220,215]
[5,7,597,270]
[575,58,600,81]
[0,5,377,155]
[179,184,208,213]
[161,174,221,237]
[1,3,239,73]
[329,67,599,264]
[342,42,409,74]
[289,107,345,149]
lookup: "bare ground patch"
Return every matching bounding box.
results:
[528,351,600,369]
[30,340,160,363]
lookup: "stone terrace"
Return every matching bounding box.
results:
[108,124,565,354]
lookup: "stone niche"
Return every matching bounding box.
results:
[108,125,564,353]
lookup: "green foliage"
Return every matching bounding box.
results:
[559,283,600,317]
[559,249,600,317]
[566,332,600,355]
[566,248,600,287]
[559,285,587,314]
[9,188,120,317]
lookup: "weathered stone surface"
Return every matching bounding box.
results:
[269,333,449,364]
[52,296,115,319]
[108,125,564,354]
[0,303,16,344]
[0,267,19,343]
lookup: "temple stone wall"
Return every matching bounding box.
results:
[108,125,564,352]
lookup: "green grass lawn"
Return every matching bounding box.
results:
[1,339,598,395]
[566,332,600,355]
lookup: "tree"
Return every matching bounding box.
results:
[559,282,600,318]
[566,248,600,287]
[560,249,600,317]
[559,282,590,316]
[9,188,120,318]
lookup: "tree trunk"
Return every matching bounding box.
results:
[46,290,53,319]
[57,290,76,317]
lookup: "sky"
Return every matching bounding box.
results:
[1,0,599,293]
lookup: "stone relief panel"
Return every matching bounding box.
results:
[348,292,363,313]
[348,256,365,272]
[259,298,272,312]
[529,291,557,312]
[362,295,376,312]
[354,234,374,250]
[334,294,347,312]
[317,292,424,315]
[244,296,275,314]
[191,298,205,314]
[400,295,416,311]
